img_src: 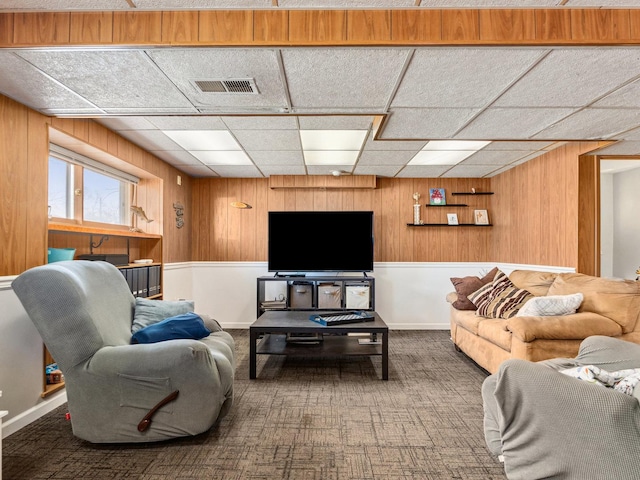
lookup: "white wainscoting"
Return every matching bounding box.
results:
[163,262,575,330]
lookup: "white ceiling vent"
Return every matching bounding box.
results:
[191,79,259,94]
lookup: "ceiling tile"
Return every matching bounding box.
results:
[134,0,271,8]
[298,116,374,130]
[509,150,547,165]
[495,48,640,108]
[0,52,98,111]
[592,78,640,109]
[116,130,183,151]
[353,165,403,177]
[482,141,554,151]
[588,141,640,155]
[148,49,288,111]
[0,0,130,10]
[96,117,158,131]
[380,108,481,139]
[459,150,530,166]
[259,165,308,176]
[282,48,411,109]
[233,130,301,151]
[280,0,415,6]
[363,133,426,151]
[300,130,367,150]
[175,165,219,178]
[395,165,452,178]
[147,116,227,130]
[17,50,194,110]
[357,150,417,166]
[615,126,640,141]
[566,0,640,5]
[441,165,501,178]
[306,166,353,175]
[207,165,263,178]
[164,130,241,150]
[533,108,640,140]
[222,116,298,130]
[149,150,203,166]
[456,107,576,139]
[248,151,305,166]
[424,0,560,4]
[392,48,544,108]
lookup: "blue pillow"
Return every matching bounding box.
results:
[132,298,194,333]
[131,312,210,344]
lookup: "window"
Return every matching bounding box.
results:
[48,145,138,228]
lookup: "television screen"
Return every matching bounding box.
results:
[268,211,374,273]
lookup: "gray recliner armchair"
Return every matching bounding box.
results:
[12,260,235,443]
[482,335,640,479]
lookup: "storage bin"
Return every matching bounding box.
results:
[345,285,370,309]
[289,282,313,309]
[318,283,342,309]
[47,248,76,263]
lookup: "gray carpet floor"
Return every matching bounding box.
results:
[3,330,507,479]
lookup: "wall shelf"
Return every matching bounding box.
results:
[424,203,468,207]
[451,192,494,196]
[407,223,492,227]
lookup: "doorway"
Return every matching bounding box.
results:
[600,159,640,280]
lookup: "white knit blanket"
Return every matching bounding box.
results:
[561,365,640,396]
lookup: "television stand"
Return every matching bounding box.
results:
[257,275,375,317]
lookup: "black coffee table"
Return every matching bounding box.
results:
[250,310,389,380]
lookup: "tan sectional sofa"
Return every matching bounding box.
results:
[448,270,640,374]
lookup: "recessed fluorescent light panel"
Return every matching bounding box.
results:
[191,150,252,165]
[300,130,368,150]
[163,130,242,151]
[408,140,491,166]
[304,150,361,165]
[300,130,368,167]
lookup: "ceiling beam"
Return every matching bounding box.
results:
[2,8,640,48]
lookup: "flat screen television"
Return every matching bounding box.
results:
[268,211,374,273]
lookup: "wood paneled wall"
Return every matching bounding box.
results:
[2,9,640,47]
[0,93,192,276]
[490,142,601,272]
[191,177,492,263]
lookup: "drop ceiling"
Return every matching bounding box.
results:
[1,1,639,178]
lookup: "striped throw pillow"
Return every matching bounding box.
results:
[468,270,533,319]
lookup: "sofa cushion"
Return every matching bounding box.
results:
[509,270,557,296]
[477,319,512,351]
[469,270,533,319]
[516,293,583,317]
[450,267,499,310]
[548,273,640,333]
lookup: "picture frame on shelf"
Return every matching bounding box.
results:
[474,209,489,225]
[447,213,459,225]
[429,188,446,205]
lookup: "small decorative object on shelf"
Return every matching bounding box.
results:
[474,209,489,225]
[429,188,446,205]
[636,267,640,280]
[412,192,423,225]
[447,213,459,225]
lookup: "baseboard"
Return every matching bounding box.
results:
[2,390,67,439]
